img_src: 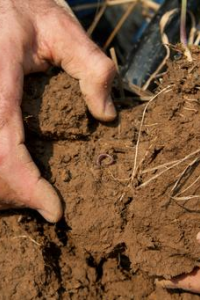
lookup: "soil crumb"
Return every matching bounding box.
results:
[1,48,200,299]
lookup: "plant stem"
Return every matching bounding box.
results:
[180,0,192,61]
[180,0,187,46]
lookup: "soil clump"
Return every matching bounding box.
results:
[1,49,200,299]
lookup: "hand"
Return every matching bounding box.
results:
[0,0,116,222]
[157,232,200,294]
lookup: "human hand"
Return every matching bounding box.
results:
[156,232,200,294]
[0,0,116,222]
[157,268,200,294]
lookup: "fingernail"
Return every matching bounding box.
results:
[104,96,117,120]
[33,178,63,223]
[37,207,63,223]
[196,231,200,244]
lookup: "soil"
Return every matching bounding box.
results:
[1,47,200,299]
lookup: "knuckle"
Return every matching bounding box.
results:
[87,48,116,83]
[98,58,116,81]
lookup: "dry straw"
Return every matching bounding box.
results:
[103,1,137,50]
[72,0,159,12]
[142,9,178,90]
[131,85,173,180]
[140,148,200,189]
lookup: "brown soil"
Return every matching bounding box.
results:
[1,48,200,299]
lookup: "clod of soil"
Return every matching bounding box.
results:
[1,47,200,299]
[22,70,89,140]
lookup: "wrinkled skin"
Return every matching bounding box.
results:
[0,0,199,294]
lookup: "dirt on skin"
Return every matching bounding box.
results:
[1,47,200,299]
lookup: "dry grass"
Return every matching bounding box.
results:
[87,2,107,36]
[103,1,138,50]
[84,0,160,53]
[142,9,178,90]
[131,85,173,180]
[110,47,125,101]
[139,148,200,189]
[171,157,200,194]
[12,235,41,246]
[188,12,196,45]
[72,0,160,12]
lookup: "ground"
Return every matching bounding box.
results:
[1,47,200,299]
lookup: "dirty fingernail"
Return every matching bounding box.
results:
[37,208,62,223]
[104,96,117,119]
[196,231,200,243]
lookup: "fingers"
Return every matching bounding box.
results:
[0,57,63,222]
[0,161,63,223]
[40,3,117,121]
[29,176,63,223]
[156,268,200,294]
[156,233,200,294]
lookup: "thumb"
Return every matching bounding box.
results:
[0,60,63,222]
[155,268,200,294]
[40,3,117,121]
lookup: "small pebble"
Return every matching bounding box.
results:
[61,170,71,182]
[61,154,71,164]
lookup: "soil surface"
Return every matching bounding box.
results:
[1,48,200,299]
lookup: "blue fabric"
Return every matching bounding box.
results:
[132,0,165,42]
